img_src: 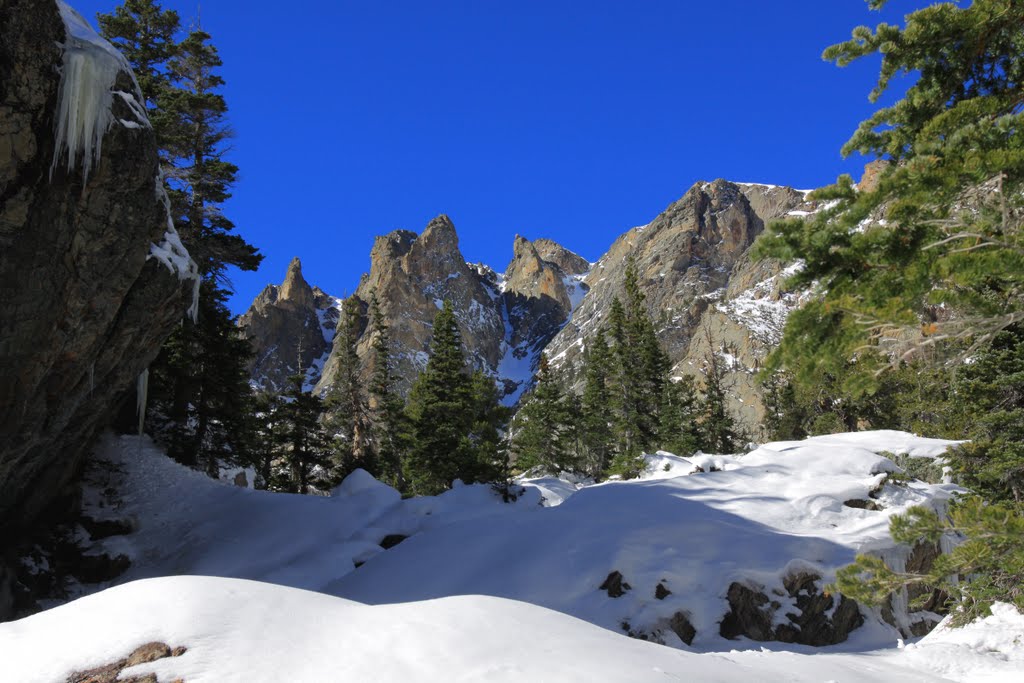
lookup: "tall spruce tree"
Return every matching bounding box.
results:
[511,354,576,474]
[276,373,328,494]
[325,296,372,482]
[578,329,615,476]
[659,375,702,456]
[367,292,405,489]
[101,5,263,472]
[404,301,478,495]
[698,331,742,454]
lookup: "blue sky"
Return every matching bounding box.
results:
[73,0,912,313]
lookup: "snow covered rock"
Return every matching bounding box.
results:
[0,0,197,615]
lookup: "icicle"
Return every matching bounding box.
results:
[136,367,149,437]
[50,1,149,185]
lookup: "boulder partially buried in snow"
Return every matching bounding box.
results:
[0,0,196,611]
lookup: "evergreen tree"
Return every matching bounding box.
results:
[659,375,702,456]
[325,296,372,483]
[578,329,615,476]
[757,0,1024,393]
[698,331,742,454]
[404,301,477,495]
[96,0,179,143]
[834,498,1024,626]
[276,373,328,494]
[511,354,576,473]
[101,6,263,473]
[367,292,406,489]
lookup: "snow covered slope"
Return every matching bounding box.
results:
[5,431,1023,681]
[7,575,1021,683]
[62,431,963,648]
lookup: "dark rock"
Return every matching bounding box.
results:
[844,498,883,511]
[74,553,130,584]
[720,582,774,641]
[720,573,863,646]
[79,516,135,540]
[379,533,408,550]
[655,582,672,600]
[599,570,631,598]
[1,0,193,550]
[668,611,696,645]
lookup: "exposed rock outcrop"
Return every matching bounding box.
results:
[719,572,863,646]
[242,216,589,404]
[237,257,340,392]
[242,181,815,427]
[0,0,195,596]
[545,180,815,433]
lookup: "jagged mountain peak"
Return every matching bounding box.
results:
[279,256,314,307]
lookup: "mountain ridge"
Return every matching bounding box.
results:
[239,178,823,431]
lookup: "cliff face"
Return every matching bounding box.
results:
[241,182,816,432]
[545,180,817,432]
[237,257,340,393]
[0,0,196,584]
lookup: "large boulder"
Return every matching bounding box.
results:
[0,0,195,602]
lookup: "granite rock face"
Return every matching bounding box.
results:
[242,216,589,404]
[544,180,816,434]
[237,257,340,392]
[0,0,195,609]
[243,182,818,431]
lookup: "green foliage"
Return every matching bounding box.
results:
[658,375,702,456]
[325,296,373,484]
[367,292,406,490]
[578,330,615,476]
[101,1,263,479]
[404,301,508,495]
[697,333,742,453]
[757,0,1024,396]
[274,373,329,493]
[511,355,577,474]
[834,498,1024,626]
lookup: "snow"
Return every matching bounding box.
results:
[3,430,1020,682]
[149,171,201,320]
[8,576,1006,683]
[51,1,149,184]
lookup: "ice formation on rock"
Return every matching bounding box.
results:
[50,1,149,184]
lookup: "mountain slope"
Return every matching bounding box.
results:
[239,179,820,431]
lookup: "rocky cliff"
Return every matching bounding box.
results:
[242,216,590,404]
[241,182,818,432]
[0,0,197,615]
[237,257,341,392]
[545,180,818,433]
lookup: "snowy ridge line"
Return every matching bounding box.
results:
[51,1,150,184]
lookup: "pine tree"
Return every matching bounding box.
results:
[834,498,1024,626]
[101,7,263,473]
[659,375,702,456]
[96,0,179,143]
[698,330,741,454]
[325,296,372,483]
[756,0,1024,393]
[578,329,614,476]
[511,354,576,474]
[404,301,477,495]
[367,292,406,489]
[276,373,328,494]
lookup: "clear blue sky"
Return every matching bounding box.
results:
[72,0,912,313]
